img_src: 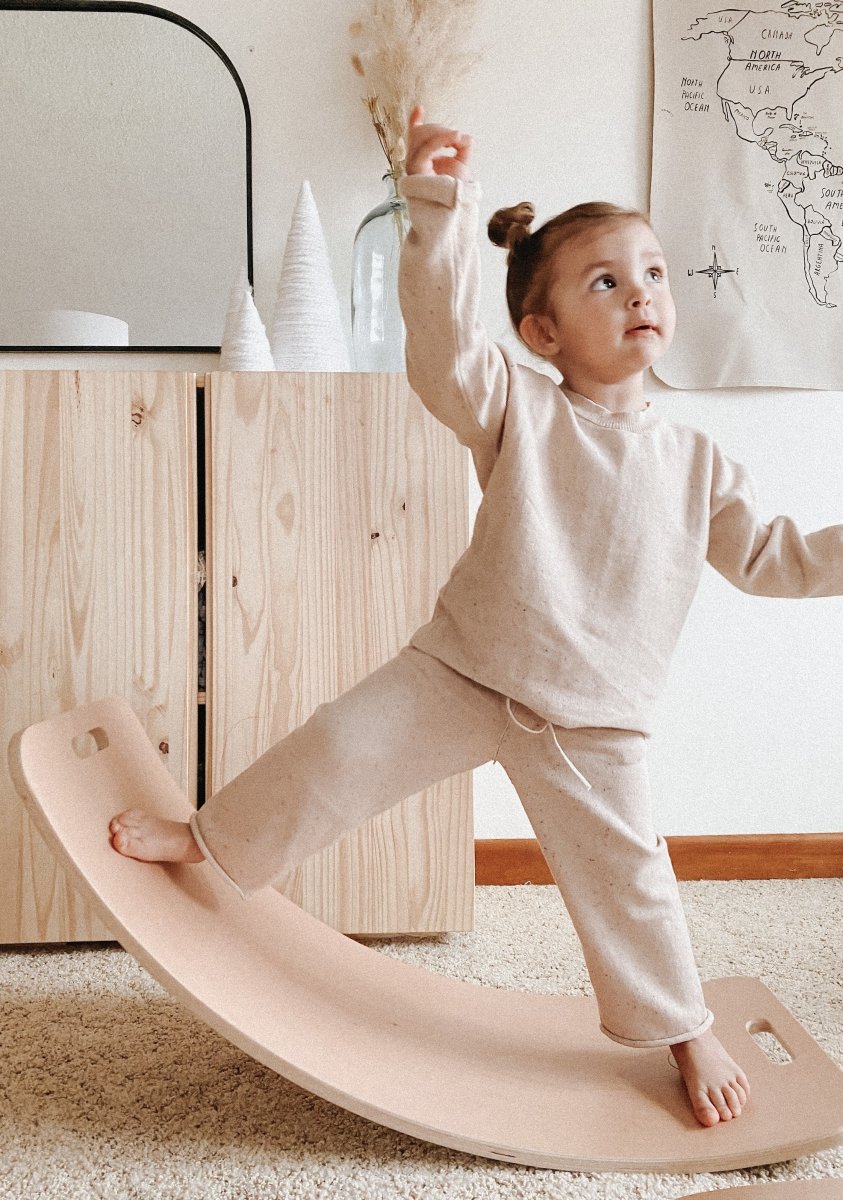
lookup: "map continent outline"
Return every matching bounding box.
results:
[682,0,843,308]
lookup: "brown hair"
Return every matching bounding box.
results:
[488,200,651,338]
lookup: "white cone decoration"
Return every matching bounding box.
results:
[270,181,351,370]
[219,266,275,370]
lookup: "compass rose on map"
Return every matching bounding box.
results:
[687,245,739,298]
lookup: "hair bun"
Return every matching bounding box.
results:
[488,202,536,257]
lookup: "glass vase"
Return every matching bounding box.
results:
[351,174,410,371]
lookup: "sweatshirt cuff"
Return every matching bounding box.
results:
[398,173,481,209]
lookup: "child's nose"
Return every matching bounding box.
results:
[628,286,653,308]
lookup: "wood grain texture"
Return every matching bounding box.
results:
[205,372,471,935]
[475,835,843,885]
[0,371,197,943]
[666,834,843,880]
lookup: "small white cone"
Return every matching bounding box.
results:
[219,267,275,370]
[270,181,351,370]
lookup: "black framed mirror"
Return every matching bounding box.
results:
[0,1,253,350]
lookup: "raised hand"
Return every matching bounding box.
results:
[405,104,473,180]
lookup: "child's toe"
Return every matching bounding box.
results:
[111,824,142,855]
[693,1092,721,1126]
[711,1088,735,1121]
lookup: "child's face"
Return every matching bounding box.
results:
[525,218,676,388]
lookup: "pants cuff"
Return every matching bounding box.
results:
[189,811,247,899]
[600,1006,715,1049]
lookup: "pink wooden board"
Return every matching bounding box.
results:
[9,696,843,1173]
[681,1180,843,1197]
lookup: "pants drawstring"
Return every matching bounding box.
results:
[505,697,593,791]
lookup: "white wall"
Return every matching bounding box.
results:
[6,0,841,836]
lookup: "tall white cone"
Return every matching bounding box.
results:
[219,267,275,370]
[270,181,351,370]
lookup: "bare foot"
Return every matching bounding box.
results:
[110,809,204,864]
[671,1029,751,1127]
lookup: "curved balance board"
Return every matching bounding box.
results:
[9,697,843,1173]
[680,1181,843,1198]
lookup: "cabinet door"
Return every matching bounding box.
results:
[0,371,197,943]
[205,372,472,934]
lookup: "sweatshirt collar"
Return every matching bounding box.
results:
[561,386,659,432]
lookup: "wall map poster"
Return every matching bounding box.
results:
[651,1,843,389]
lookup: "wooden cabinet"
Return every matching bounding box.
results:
[0,371,471,943]
[0,371,197,942]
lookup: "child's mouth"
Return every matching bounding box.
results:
[625,323,657,336]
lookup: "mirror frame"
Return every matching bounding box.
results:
[0,0,253,352]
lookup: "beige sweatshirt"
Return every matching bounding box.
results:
[397,173,843,733]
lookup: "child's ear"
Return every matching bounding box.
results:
[518,312,561,359]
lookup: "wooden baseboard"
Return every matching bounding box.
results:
[475,834,843,884]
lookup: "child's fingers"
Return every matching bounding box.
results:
[432,138,473,177]
[451,133,473,162]
[405,128,449,174]
[412,126,466,160]
[428,132,472,175]
[405,110,473,177]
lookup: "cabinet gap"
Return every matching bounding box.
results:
[196,379,207,808]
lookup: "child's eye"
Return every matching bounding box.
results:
[592,275,616,290]
[646,267,664,282]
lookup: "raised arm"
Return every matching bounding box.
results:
[707,443,843,597]
[398,107,511,487]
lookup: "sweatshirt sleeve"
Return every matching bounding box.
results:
[398,174,510,486]
[707,442,843,597]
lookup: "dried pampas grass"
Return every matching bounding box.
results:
[350,0,480,181]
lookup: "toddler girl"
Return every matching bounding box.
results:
[112,106,843,1128]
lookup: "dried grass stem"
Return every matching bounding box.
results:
[350,0,480,181]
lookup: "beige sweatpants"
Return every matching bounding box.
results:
[191,645,713,1048]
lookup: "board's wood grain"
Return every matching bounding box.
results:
[205,372,471,934]
[0,371,197,943]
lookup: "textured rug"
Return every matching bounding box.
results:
[1,880,841,1199]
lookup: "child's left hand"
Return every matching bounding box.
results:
[405,104,473,181]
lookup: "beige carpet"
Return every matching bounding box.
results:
[1,880,841,1199]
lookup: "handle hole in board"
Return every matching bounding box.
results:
[71,727,110,759]
[747,1019,793,1064]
